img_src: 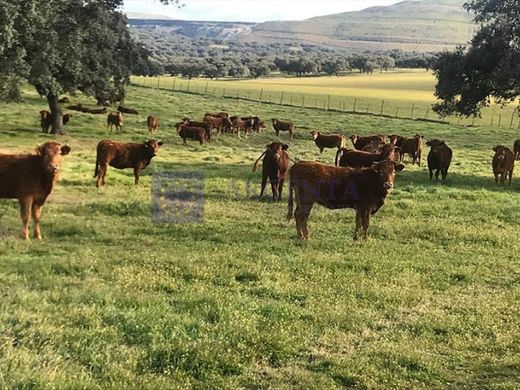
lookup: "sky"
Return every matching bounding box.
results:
[122,0,403,22]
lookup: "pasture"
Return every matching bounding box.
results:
[134,70,520,129]
[0,84,520,389]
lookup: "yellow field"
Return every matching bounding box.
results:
[133,70,520,128]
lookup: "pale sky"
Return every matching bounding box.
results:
[123,0,403,22]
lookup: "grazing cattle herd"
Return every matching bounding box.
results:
[0,95,519,241]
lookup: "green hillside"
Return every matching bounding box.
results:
[244,0,474,51]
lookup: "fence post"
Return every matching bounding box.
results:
[237,89,240,99]
[204,82,209,94]
[172,78,176,90]
[302,95,305,107]
[290,95,293,106]
[457,116,461,125]
[424,108,429,119]
[187,79,190,92]
[247,91,251,100]
[157,78,160,89]
[395,108,399,118]
[223,88,226,97]
[410,103,415,119]
[353,98,357,113]
[259,89,263,103]
[327,95,331,110]
[212,87,216,95]
[498,114,502,128]
[280,91,284,105]
[491,117,494,127]
[366,104,370,114]
[510,109,517,128]
[380,100,385,115]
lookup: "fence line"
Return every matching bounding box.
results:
[131,77,520,129]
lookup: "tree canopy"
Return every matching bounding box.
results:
[0,0,147,133]
[433,0,520,117]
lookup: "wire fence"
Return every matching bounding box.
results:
[131,76,520,130]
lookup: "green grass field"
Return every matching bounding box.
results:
[1,83,520,389]
[134,70,520,129]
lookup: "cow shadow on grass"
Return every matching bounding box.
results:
[397,167,520,193]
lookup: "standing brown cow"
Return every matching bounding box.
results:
[94,139,163,187]
[311,131,346,153]
[513,139,520,160]
[203,115,232,134]
[335,143,397,168]
[0,141,71,239]
[107,112,124,132]
[147,115,159,135]
[426,139,452,181]
[287,160,404,240]
[272,119,294,139]
[399,134,424,165]
[350,134,386,150]
[492,145,514,185]
[39,110,72,133]
[253,142,290,201]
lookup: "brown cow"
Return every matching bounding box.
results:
[492,145,514,186]
[272,119,294,139]
[232,117,254,138]
[203,115,232,134]
[426,139,453,181]
[58,97,70,104]
[205,112,229,118]
[94,139,163,187]
[335,143,397,168]
[287,160,404,240]
[311,131,345,153]
[253,142,290,201]
[399,135,424,165]
[513,140,520,160]
[118,106,139,115]
[107,112,124,132]
[361,139,386,152]
[389,134,405,147]
[178,124,207,145]
[39,111,72,133]
[350,134,386,150]
[147,115,159,135]
[0,141,71,239]
[178,119,211,141]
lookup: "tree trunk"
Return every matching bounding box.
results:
[47,94,64,134]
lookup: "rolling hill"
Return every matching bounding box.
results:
[128,0,475,52]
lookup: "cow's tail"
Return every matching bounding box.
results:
[287,174,295,221]
[94,153,100,178]
[335,148,343,167]
[252,151,267,172]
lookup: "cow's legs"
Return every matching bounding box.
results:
[270,178,278,201]
[435,169,440,180]
[294,204,311,240]
[361,208,370,239]
[19,197,33,240]
[134,167,141,185]
[31,202,43,240]
[429,168,433,180]
[494,172,499,184]
[441,169,448,181]
[509,170,513,186]
[277,179,285,202]
[354,210,362,240]
[96,164,107,187]
[259,174,268,199]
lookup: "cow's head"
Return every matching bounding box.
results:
[493,145,509,161]
[349,134,358,144]
[380,143,397,158]
[39,110,50,119]
[388,134,400,145]
[426,139,445,149]
[35,141,71,175]
[271,119,278,125]
[257,121,267,130]
[371,160,405,191]
[175,122,184,133]
[144,139,163,156]
[310,130,319,140]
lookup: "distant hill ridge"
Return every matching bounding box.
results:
[128,0,475,52]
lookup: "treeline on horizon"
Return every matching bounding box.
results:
[132,30,440,79]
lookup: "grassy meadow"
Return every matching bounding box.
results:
[134,70,520,129]
[1,83,520,389]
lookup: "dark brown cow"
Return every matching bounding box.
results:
[232,117,254,138]
[513,140,520,160]
[350,134,386,150]
[178,119,211,141]
[287,160,404,240]
[311,131,345,153]
[203,115,232,134]
[492,145,514,186]
[272,119,294,139]
[178,124,207,145]
[118,106,139,115]
[335,143,397,168]
[253,142,290,201]
[241,116,265,132]
[147,115,159,135]
[58,97,70,103]
[389,134,405,147]
[94,139,163,187]
[399,135,424,165]
[427,139,453,181]
[107,112,124,132]
[39,111,72,133]
[361,139,386,152]
[0,141,71,239]
[66,104,107,114]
